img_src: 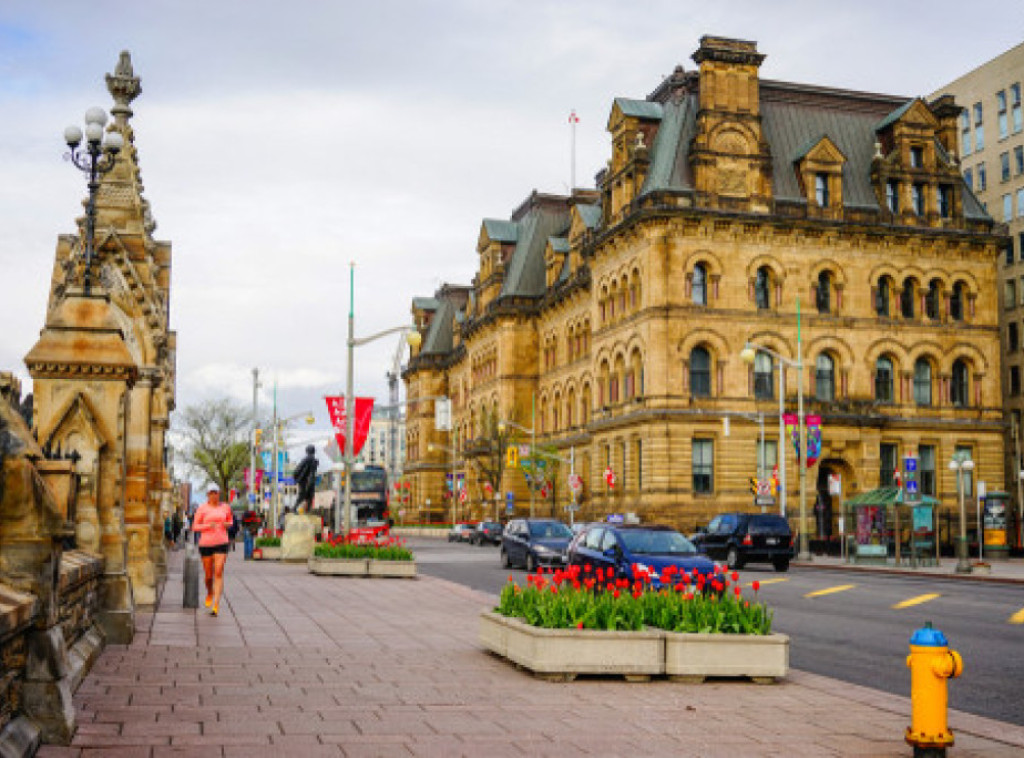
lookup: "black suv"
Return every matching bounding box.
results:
[500,518,573,571]
[691,513,793,572]
[470,521,503,546]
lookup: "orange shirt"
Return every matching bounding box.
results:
[193,502,233,547]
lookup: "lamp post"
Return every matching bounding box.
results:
[740,340,808,559]
[428,443,459,525]
[64,107,124,295]
[338,263,422,536]
[948,454,975,574]
[498,416,536,518]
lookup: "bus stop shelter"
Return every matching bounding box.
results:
[844,486,941,566]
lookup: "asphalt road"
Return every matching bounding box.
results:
[408,536,1024,726]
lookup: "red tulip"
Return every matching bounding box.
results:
[577,621,584,629]
[731,571,739,582]
[585,563,592,573]
[752,580,761,592]
[734,586,742,597]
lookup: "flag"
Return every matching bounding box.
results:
[325,396,375,457]
[806,415,822,468]
[784,413,799,461]
[568,109,579,124]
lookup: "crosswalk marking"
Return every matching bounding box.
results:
[804,584,856,598]
[747,578,789,587]
[1009,608,1024,625]
[892,593,941,609]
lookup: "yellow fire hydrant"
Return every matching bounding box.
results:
[906,621,962,757]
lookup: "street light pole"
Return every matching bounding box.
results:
[250,368,260,503]
[796,300,809,561]
[949,454,974,574]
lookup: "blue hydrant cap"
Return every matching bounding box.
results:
[910,622,948,647]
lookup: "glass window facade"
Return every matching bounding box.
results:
[692,439,713,494]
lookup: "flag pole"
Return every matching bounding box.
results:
[569,109,579,190]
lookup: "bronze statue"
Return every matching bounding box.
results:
[292,444,319,513]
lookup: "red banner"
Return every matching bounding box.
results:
[325,396,375,457]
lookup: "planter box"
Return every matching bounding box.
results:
[307,557,368,576]
[253,546,281,560]
[479,611,663,681]
[664,631,789,684]
[367,560,417,578]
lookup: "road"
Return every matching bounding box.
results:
[408,537,1024,726]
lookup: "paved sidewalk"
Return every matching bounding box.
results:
[793,554,1024,583]
[37,549,1024,757]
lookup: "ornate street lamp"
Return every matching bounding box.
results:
[948,454,975,574]
[64,107,124,295]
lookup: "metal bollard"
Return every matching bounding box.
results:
[183,543,200,608]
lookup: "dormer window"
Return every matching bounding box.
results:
[938,185,952,218]
[886,181,899,213]
[911,183,925,216]
[815,174,829,206]
[910,146,924,169]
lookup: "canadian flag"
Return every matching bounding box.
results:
[604,466,616,489]
[568,109,580,124]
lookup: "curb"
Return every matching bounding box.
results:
[792,560,1024,585]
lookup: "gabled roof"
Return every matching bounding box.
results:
[419,297,456,356]
[412,297,439,311]
[548,236,570,254]
[482,219,519,244]
[874,99,916,132]
[500,202,571,298]
[613,98,664,121]
[577,204,602,229]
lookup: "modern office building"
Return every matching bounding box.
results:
[932,41,1024,517]
[405,35,1008,544]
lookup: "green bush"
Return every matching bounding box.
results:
[254,536,281,548]
[313,539,413,561]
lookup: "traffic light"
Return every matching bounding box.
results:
[506,445,519,468]
[749,476,758,495]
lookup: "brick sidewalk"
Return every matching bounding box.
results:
[37,549,1024,757]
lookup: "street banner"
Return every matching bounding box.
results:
[325,396,375,456]
[784,413,799,461]
[243,468,265,490]
[604,466,616,489]
[806,415,822,468]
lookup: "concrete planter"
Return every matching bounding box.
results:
[253,546,281,560]
[664,631,789,684]
[307,557,367,576]
[479,611,664,682]
[367,560,417,578]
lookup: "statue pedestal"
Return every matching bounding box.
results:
[280,514,322,562]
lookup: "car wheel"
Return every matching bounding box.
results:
[526,553,537,573]
[773,558,790,573]
[726,547,744,570]
[501,549,511,568]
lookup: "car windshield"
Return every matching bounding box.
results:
[620,529,697,555]
[528,521,572,539]
[749,515,791,535]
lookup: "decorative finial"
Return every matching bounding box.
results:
[873,141,883,160]
[106,50,142,124]
[635,131,647,151]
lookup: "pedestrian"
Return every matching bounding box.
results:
[163,514,173,548]
[182,512,191,543]
[172,510,183,549]
[191,484,233,616]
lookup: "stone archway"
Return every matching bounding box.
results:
[815,457,855,539]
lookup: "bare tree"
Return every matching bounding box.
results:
[470,407,511,517]
[174,397,251,496]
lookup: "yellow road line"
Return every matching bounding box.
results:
[804,584,856,598]
[1009,608,1024,624]
[748,578,789,587]
[892,593,941,609]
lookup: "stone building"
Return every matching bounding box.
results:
[931,42,1024,538]
[23,52,176,629]
[404,36,1008,539]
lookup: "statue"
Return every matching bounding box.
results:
[292,444,318,513]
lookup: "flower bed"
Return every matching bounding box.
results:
[481,564,787,682]
[254,536,281,548]
[308,536,416,578]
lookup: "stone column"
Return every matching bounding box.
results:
[124,374,156,606]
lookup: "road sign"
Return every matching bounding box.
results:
[905,480,919,494]
[754,495,776,507]
[569,473,583,493]
[607,514,624,524]
[565,503,580,512]
[904,457,917,473]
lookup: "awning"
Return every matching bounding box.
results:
[845,486,940,507]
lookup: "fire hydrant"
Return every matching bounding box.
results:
[905,621,962,757]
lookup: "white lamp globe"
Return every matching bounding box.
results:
[84,106,107,126]
[85,122,104,143]
[63,125,83,146]
[104,132,124,152]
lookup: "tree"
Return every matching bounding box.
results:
[174,397,251,497]
[471,408,511,518]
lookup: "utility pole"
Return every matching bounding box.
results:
[271,380,279,532]
[250,368,260,504]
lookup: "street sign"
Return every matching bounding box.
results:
[904,457,917,473]
[607,514,624,524]
[568,473,583,494]
[565,503,580,512]
[754,495,775,507]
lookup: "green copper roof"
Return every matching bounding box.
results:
[875,99,916,132]
[412,297,439,311]
[577,203,602,229]
[614,98,664,121]
[483,219,518,243]
[549,236,570,254]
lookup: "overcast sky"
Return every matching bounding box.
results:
[1,1,1020,455]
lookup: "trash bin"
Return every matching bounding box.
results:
[243,528,254,560]
[183,543,200,608]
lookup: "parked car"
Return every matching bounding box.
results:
[447,523,476,542]
[690,512,793,571]
[500,518,573,571]
[470,520,503,546]
[567,523,716,588]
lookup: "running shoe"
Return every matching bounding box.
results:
[205,595,212,608]
[209,605,218,616]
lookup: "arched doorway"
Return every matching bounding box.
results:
[815,458,854,540]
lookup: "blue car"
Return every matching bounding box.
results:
[567,523,717,588]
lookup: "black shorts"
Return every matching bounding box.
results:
[199,543,230,557]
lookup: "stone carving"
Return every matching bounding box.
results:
[280,514,321,562]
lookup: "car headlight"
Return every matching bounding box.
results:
[534,544,553,554]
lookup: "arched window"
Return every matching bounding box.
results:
[876,276,891,317]
[755,267,771,310]
[950,281,965,321]
[690,347,711,397]
[815,353,835,401]
[901,279,916,319]
[753,352,774,399]
[925,279,941,320]
[875,356,894,403]
[913,359,932,406]
[951,359,970,407]
[693,263,708,306]
[816,271,832,314]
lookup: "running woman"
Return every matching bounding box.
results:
[192,484,233,616]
